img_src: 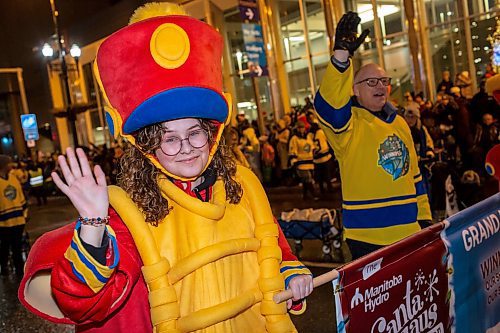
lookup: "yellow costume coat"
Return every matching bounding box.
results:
[108,166,298,332]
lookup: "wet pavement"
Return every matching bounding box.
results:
[1,274,74,333]
[1,197,77,333]
[2,183,346,332]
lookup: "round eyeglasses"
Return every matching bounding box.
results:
[159,129,209,156]
[355,77,392,87]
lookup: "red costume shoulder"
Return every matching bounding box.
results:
[18,209,151,332]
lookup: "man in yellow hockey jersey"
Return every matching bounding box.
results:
[314,12,432,259]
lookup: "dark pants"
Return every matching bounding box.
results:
[31,186,47,206]
[296,169,317,199]
[346,238,384,260]
[0,225,25,275]
[315,160,333,194]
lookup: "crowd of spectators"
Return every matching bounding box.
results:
[10,70,499,221]
[227,69,499,221]
[8,143,124,206]
[399,69,499,215]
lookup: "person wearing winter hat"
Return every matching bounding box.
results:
[455,71,473,99]
[0,154,27,276]
[19,3,312,333]
[289,121,318,200]
[404,103,435,206]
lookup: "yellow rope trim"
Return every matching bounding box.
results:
[108,186,160,265]
[109,170,295,332]
[168,238,260,284]
[108,186,179,330]
[237,166,295,332]
[177,288,263,332]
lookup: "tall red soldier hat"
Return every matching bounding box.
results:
[93,3,232,179]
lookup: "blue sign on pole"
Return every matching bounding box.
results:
[242,23,268,77]
[238,0,259,22]
[21,114,39,141]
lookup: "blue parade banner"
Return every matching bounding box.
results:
[20,114,39,141]
[242,23,268,77]
[441,193,500,333]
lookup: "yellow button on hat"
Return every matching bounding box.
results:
[150,23,190,69]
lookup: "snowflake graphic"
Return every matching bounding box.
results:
[424,269,440,302]
[414,269,425,291]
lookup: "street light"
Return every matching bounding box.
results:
[42,43,54,57]
[41,0,81,147]
[70,44,81,58]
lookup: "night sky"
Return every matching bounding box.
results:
[0,0,143,125]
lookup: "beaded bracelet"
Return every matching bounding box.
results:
[78,216,110,227]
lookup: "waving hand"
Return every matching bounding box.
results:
[52,147,109,220]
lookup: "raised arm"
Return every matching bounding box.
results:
[52,147,109,246]
[313,12,369,157]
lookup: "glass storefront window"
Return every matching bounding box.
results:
[470,13,499,82]
[286,58,313,107]
[305,1,329,55]
[380,0,404,36]
[223,7,274,128]
[233,76,258,119]
[353,48,379,67]
[279,1,306,61]
[382,36,414,102]
[82,63,97,104]
[344,0,403,51]
[312,55,329,91]
[430,20,470,90]
[224,13,250,75]
[354,2,377,51]
[255,76,275,125]
[425,0,462,26]
[468,0,498,15]
[90,110,106,146]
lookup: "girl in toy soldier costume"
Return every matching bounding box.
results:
[18,3,313,333]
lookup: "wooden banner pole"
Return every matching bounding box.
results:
[273,269,339,304]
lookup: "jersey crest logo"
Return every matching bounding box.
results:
[377,134,409,180]
[4,185,17,201]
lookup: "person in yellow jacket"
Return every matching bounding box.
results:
[9,160,30,199]
[0,155,27,276]
[289,121,318,200]
[10,161,29,187]
[19,3,313,333]
[276,119,292,185]
[239,119,262,180]
[27,162,47,206]
[308,114,334,195]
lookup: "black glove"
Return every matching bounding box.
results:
[334,11,370,56]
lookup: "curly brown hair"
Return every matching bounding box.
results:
[117,119,242,226]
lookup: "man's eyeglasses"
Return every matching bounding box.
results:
[355,77,392,87]
[160,129,209,156]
